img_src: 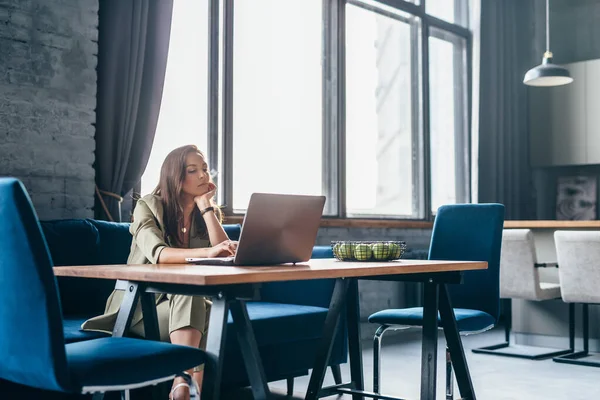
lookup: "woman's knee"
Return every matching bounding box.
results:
[168,295,208,333]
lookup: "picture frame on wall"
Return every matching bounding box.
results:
[556,176,597,220]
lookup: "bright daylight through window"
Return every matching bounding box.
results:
[232,0,323,211]
[346,3,416,217]
[141,0,208,195]
[142,0,470,220]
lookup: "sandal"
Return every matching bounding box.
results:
[169,372,200,400]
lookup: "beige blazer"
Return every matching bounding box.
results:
[81,194,210,334]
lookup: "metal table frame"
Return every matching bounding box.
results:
[111,271,477,400]
[111,280,270,400]
[306,272,476,400]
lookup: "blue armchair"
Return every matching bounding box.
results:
[368,204,504,399]
[0,178,206,399]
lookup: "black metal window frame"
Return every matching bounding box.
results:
[207,0,472,220]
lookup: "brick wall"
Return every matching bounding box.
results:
[0,0,98,219]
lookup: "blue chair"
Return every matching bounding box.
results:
[0,178,206,399]
[368,204,504,399]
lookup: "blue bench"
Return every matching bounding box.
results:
[0,218,345,398]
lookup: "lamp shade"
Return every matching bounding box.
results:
[524,53,573,87]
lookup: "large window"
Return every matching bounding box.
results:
[429,28,468,212]
[141,0,208,195]
[231,0,323,211]
[143,0,471,220]
[345,3,418,217]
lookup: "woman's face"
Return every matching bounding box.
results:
[181,152,211,197]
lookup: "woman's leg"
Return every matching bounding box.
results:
[131,295,208,399]
[169,294,209,399]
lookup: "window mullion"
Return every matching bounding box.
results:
[207,0,220,195]
[421,20,433,219]
[323,0,346,217]
[221,0,234,215]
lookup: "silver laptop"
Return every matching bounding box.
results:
[186,193,325,266]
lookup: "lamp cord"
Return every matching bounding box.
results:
[546,0,550,52]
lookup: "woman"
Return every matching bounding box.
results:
[83,145,236,400]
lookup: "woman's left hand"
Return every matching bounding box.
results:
[194,182,217,210]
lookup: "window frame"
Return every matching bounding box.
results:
[206,0,472,221]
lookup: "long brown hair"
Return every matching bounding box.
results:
[152,145,222,247]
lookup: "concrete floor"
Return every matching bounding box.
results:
[225,327,600,400]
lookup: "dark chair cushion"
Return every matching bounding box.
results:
[221,302,348,387]
[87,220,132,265]
[260,280,336,308]
[63,318,109,344]
[224,224,242,241]
[40,220,111,317]
[368,307,496,333]
[66,337,205,388]
[40,219,99,266]
[311,245,333,259]
[230,302,329,346]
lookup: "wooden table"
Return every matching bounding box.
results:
[54,259,487,400]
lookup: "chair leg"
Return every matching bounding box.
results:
[446,347,453,400]
[121,390,130,400]
[554,303,600,367]
[472,298,573,360]
[330,364,342,385]
[373,325,389,394]
[286,377,294,396]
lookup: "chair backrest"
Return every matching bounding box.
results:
[429,204,504,322]
[0,178,70,392]
[554,231,600,304]
[499,229,544,300]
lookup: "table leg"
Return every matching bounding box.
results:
[420,280,439,400]
[140,292,160,341]
[346,278,364,400]
[202,295,229,400]
[139,291,165,400]
[305,278,349,400]
[230,299,271,400]
[438,284,475,400]
[113,281,142,337]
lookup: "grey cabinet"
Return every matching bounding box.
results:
[529,60,598,167]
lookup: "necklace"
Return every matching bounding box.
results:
[181,221,190,234]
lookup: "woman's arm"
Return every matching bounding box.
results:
[157,243,234,264]
[194,184,230,246]
[132,198,234,264]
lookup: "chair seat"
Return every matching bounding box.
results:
[64,318,109,343]
[232,302,329,346]
[537,282,561,301]
[368,307,495,334]
[66,337,205,389]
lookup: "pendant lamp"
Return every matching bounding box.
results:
[523,0,573,87]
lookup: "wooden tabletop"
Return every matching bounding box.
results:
[504,220,600,229]
[53,258,487,286]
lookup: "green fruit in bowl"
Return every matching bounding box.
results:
[332,243,341,258]
[338,243,356,259]
[372,242,390,260]
[354,243,372,261]
[389,243,402,259]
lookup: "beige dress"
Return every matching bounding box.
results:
[82,194,211,371]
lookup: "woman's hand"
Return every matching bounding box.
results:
[206,240,238,258]
[194,182,217,210]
